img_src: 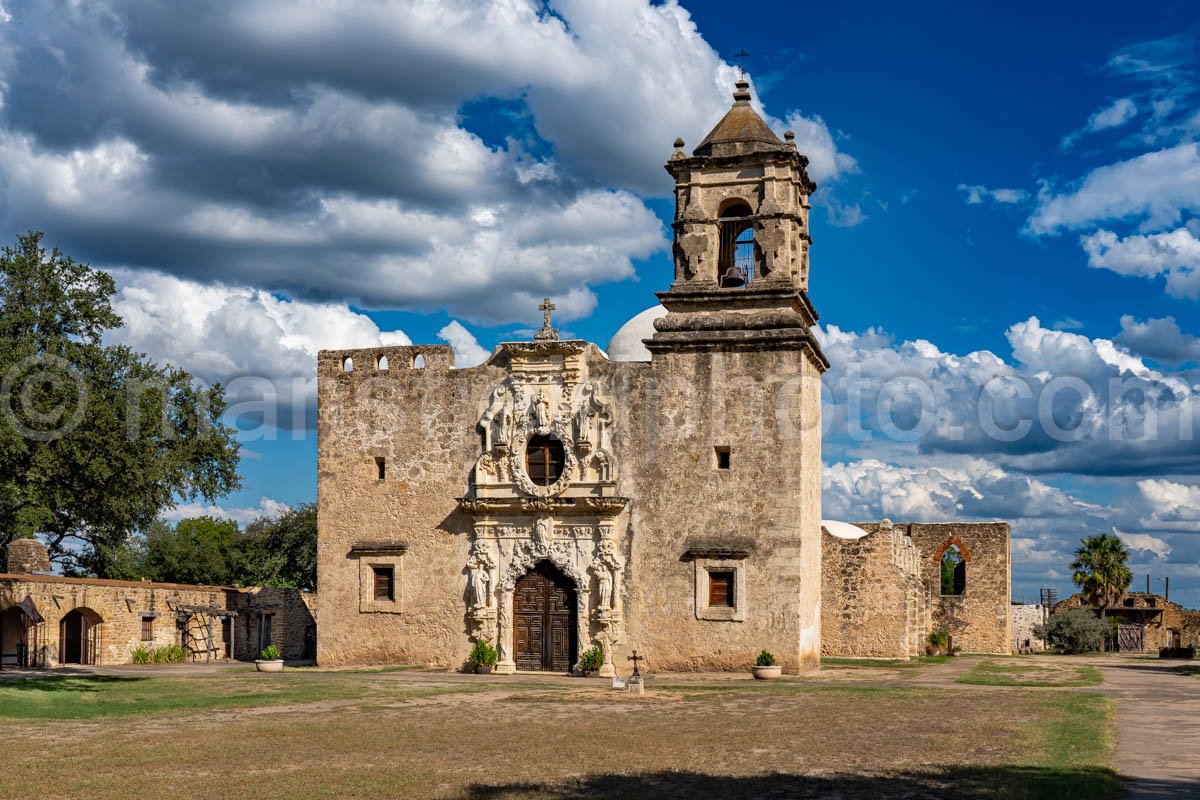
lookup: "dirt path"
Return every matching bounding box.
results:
[1099,659,1200,798]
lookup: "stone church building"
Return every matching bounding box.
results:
[315,80,1010,674]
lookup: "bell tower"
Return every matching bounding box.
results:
[648,78,825,360]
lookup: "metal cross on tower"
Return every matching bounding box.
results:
[733,49,751,76]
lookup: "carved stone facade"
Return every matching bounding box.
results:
[316,80,828,673]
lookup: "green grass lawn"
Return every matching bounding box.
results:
[0,671,479,720]
[957,660,1104,688]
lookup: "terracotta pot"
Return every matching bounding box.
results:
[751,665,782,680]
[475,664,493,674]
[255,659,284,673]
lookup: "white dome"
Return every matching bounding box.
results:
[605,305,667,362]
[822,520,872,540]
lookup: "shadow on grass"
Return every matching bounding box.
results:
[454,766,1130,800]
[0,675,146,692]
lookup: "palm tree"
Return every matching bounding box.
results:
[1070,533,1133,620]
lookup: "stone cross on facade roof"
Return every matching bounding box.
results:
[534,297,559,341]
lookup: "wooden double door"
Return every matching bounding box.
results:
[514,561,577,672]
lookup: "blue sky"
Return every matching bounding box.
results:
[2,1,1199,606]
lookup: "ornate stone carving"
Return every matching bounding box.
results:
[467,540,495,613]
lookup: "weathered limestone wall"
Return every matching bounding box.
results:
[228,586,317,661]
[617,346,823,673]
[0,573,231,666]
[1,543,316,667]
[821,525,926,659]
[315,340,825,673]
[1010,604,1048,651]
[906,523,1012,654]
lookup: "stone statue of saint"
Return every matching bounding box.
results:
[467,541,495,611]
[533,516,552,550]
[534,391,551,430]
[595,539,622,611]
[480,386,510,451]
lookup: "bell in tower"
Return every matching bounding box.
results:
[647,78,826,360]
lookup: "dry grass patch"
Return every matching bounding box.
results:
[957,660,1103,688]
[0,671,1116,800]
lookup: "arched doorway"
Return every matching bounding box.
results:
[59,608,102,665]
[514,561,577,672]
[1,606,24,666]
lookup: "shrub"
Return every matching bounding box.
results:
[927,630,949,650]
[1034,609,1108,654]
[578,645,604,672]
[260,645,281,661]
[755,649,776,667]
[468,639,498,668]
[142,644,188,664]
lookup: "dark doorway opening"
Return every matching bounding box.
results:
[59,608,102,665]
[514,561,577,672]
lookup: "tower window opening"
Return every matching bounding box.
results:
[718,202,754,288]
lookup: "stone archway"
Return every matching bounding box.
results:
[513,560,577,672]
[59,608,103,665]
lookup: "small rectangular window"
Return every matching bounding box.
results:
[141,617,154,641]
[708,570,735,607]
[373,566,395,601]
[714,446,731,470]
[375,457,386,480]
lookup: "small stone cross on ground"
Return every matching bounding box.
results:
[534,296,559,341]
[628,650,645,678]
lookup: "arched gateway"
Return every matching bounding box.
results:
[513,561,577,672]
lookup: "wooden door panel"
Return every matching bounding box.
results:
[513,562,577,672]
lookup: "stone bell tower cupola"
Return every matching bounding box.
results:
[648,78,826,365]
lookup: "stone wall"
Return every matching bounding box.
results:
[0,573,233,666]
[821,523,927,659]
[904,522,1011,654]
[316,339,825,673]
[228,586,317,661]
[1010,604,1048,651]
[0,545,316,667]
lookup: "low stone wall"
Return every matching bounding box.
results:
[0,573,231,667]
[0,573,317,667]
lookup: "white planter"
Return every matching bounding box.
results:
[751,665,782,680]
[255,659,284,673]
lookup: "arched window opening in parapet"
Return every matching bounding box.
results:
[342,357,353,372]
[413,353,426,369]
[525,434,565,486]
[940,544,966,596]
[718,201,754,288]
[377,355,389,371]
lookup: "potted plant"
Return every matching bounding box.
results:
[468,639,498,674]
[578,645,604,677]
[255,645,284,672]
[927,630,949,656]
[751,649,782,679]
